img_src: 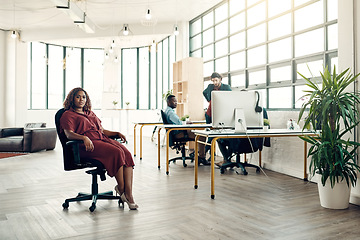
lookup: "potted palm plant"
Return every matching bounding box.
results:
[298,66,360,209]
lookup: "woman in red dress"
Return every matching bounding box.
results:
[60,87,138,210]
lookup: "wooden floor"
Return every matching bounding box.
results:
[1,136,360,240]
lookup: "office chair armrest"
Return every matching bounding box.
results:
[66,137,120,167]
[66,140,83,166]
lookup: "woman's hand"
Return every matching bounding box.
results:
[83,136,94,152]
[116,132,127,143]
[64,129,94,152]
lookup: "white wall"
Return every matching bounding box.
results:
[338,0,360,205]
[0,30,5,126]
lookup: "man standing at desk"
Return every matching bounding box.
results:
[202,72,232,157]
[164,95,209,165]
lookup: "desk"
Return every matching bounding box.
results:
[133,122,162,159]
[156,123,211,174]
[133,120,206,160]
[192,129,317,199]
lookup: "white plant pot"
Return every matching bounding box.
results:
[317,174,351,209]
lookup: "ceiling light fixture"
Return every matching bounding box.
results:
[174,25,179,36]
[123,24,129,36]
[11,30,17,39]
[111,39,116,47]
[145,9,151,20]
[105,52,109,59]
[114,56,119,63]
[109,46,114,53]
[74,14,95,33]
[52,0,95,33]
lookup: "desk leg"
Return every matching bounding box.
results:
[166,130,172,175]
[210,138,218,199]
[157,128,161,169]
[259,150,262,167]
[304,141,308,181]
[133,124,137,157]
[140,125,144,160]
[194,134,200,189]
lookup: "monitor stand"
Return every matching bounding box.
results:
[234,108,246,133]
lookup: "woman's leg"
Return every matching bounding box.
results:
[114,166,124,193]
[114,165,136,204]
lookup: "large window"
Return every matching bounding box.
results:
[48,45,64,109]
[29,35,176,110]
[84,49,104,109]
[121,36,176,110]
[190,0,338,109]
[122,48,137,109]
[30,42,46,109]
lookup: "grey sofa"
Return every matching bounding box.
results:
[0,123,57,153]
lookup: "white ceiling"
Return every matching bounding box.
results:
[0,0,222,48]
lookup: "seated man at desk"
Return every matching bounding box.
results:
[164,95,209,165]
[216,108,270,168]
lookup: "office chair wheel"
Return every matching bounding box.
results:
[183,162,187,167]
[256,168,260,173]
[89,203,96,212]
[236,169,248,175]
[220,168,225,174]
[118,199,123,208]
[62,201,69,209]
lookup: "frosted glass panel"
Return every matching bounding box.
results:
[268,38,291,63]
[268,0,291,18]
[268,14,291,40]
[295,28,324,57]
[249,69,266,85]
[269,87,292,108]
[270,65,291,83]
[294,0,323,32]
[247,45,266,67]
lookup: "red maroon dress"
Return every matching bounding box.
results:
[60,108,134,177]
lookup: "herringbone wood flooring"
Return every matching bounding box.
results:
[1,136,360,240]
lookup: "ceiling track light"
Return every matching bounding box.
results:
[11,30,17,39]
[145,9,151,20]
[74,14,95,33]
[52,0,95,33]
[123,24,129,36]
[111,39,116,47]
[174,25,179,36]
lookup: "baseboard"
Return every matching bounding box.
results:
[350,193,360,206]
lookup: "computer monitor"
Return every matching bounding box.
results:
[211,90,264,130]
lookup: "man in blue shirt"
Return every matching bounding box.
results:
[164,95,209,165]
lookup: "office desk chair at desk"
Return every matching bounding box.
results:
[160,110,194,167]
[217,136,270,175]
[55,108,122,212]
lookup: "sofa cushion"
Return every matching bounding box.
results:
[24,123,46,128]
[0,128,23,138]
[0,136,23,152]
[23,128,57,152]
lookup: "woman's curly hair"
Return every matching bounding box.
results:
[63,87,92,111]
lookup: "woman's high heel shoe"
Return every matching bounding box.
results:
[120,193,138,210]
[114,185,122,196]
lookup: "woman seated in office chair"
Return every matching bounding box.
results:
[60,87,138,210]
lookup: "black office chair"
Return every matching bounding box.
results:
[160,110,194,167]
[55,108,122,212]
[218,138,266,175]
[218,109,271,175]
